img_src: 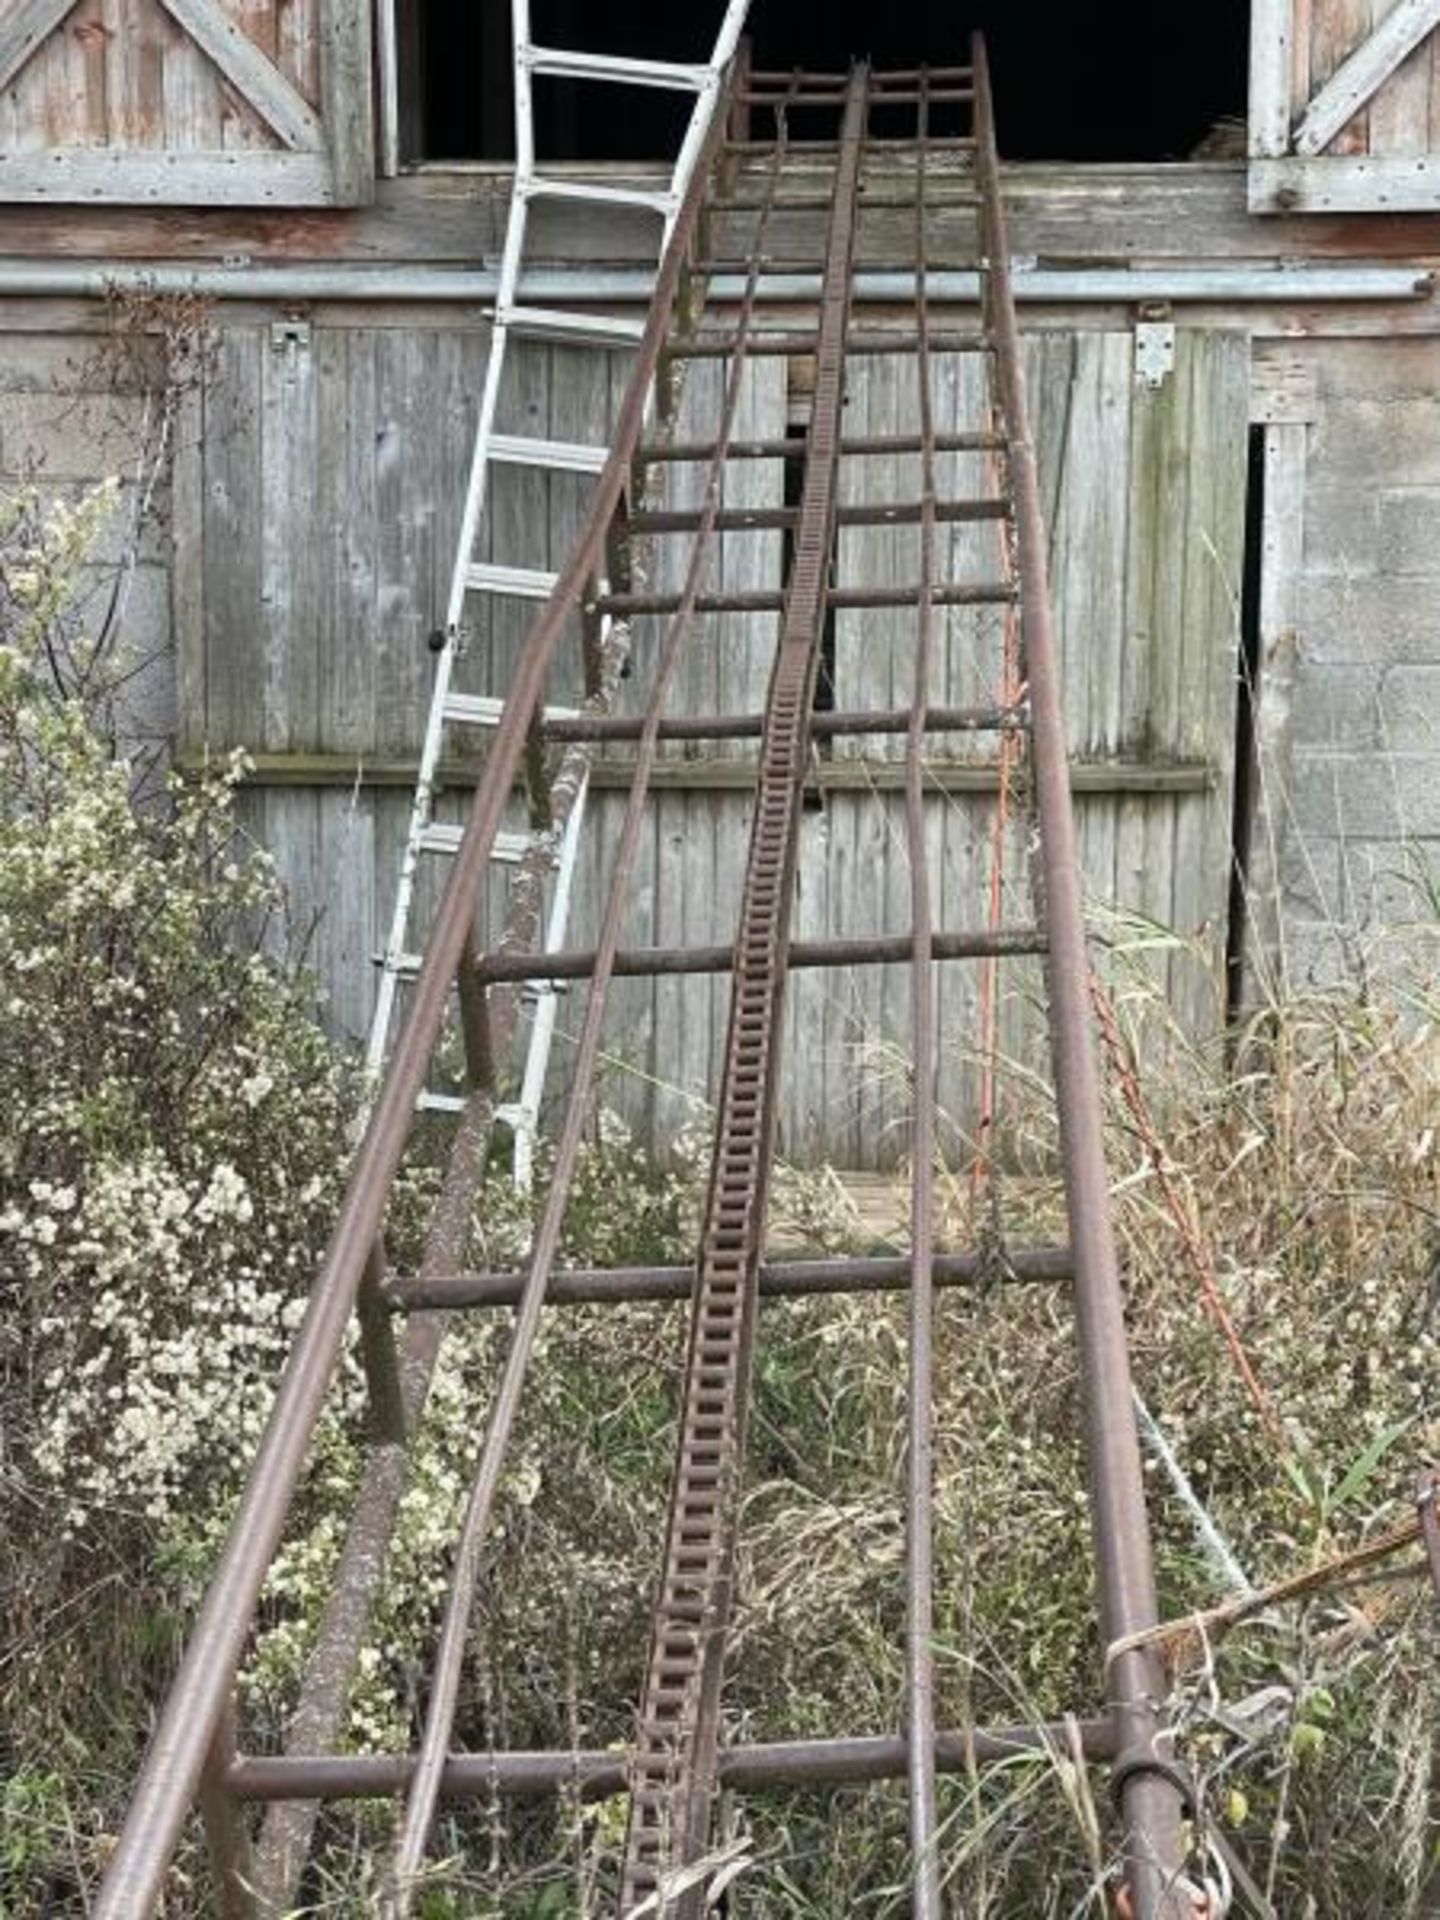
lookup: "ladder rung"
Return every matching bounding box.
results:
[465,562,561,600]
[442,691,582,727]
[417,1090,468,1115]
[417,1091,527,1121]
[522,44,710,92]
[524,175,675,215]
[418,823,532,861]
[499,304,646,347]
[488,433,610,475]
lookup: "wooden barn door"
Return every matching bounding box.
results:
[1250,0,1440,210]
[0,0,372,204]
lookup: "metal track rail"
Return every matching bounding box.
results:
[96,38,1193,1920]
[618,67,871,1916]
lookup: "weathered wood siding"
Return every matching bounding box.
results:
[189,322,1248,1164]
[0,0,372,205]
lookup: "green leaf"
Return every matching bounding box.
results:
[1331,1417,1415,1514]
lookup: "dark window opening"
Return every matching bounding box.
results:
[1226,425,1267,1024]
[406,1,1249,166]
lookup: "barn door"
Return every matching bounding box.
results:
[0,0,372,205]
[1250,0,1440,210]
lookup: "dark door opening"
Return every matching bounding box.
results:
[1227,426,1268,1023]
[405,1,1249,166]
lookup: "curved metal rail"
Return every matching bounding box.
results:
[95,36,1192,1920]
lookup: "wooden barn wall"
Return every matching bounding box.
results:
[182,320,1248,1166]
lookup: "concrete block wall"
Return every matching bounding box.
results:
[1274,339,1440,987]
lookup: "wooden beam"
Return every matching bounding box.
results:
[1249,150,1440,210]
[0,149,336,205]
[154,0,326,151]
[188,751,1218,798]
[1293,0,1440,155]
[1250,0,1297,159]
[0,0,80,94]
[320,0,375,207]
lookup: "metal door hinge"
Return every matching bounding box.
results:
[1134,317,1175,391]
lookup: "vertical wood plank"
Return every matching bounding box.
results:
[201,324,263,749]
[319,0,373,205]
[172,378,206,753]
[1243,422,1309,1004]
[1252,0,1300,154]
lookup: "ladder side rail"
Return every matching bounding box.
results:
[505,756,596,1193]
[91,55,740,1919]
[971,34,1188,1920]
[365,1,536,1082]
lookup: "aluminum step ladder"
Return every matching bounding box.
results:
[366,0,752,1185]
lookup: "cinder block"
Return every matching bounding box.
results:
[0,391,151,484]
[1336,838,1440,929]
[1378,488,1440,577]
[1290,749,1440,839]
[1299,576,1440,667]
[1289,663,1381,748]
[1300,484,1378,579]
[1275,826,1342,922]
[1379,666,1440,751]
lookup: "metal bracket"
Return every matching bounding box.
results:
[1134,314,1175,391]
[269,317,312,355]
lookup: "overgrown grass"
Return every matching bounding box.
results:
[267,938,1440,1917]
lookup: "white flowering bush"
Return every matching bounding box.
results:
[0,484,355,1905]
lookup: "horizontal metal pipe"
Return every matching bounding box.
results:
[472,925,1046,985]
[228,1720,1115,1803]
[0,262,1424,305]
[384,1245,1073,1311]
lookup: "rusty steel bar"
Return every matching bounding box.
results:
[540,701,1022,743]
[637,430,1006,462]
[619,69,872,1917]
[469,925,1046,986]
[250,638,629,1913]
[228,1720,1115,1804]
[593,580,1016,615]
[629,495,1008,535]
[92,43,748,1920]
[972,34,1187,1920]
[671,326,988,354]
[902,70,943,1914]
[380,94,803,1918]
[382,1246,1072,1312]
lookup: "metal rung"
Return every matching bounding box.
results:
[488,433,610,474]
[416,1093,533,1124]
[524,176,676,216]
[465,562,561,600]
[442,692,582,727]
[522,44,711,91]
[499,304,647,347]
[418,823,532,861]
